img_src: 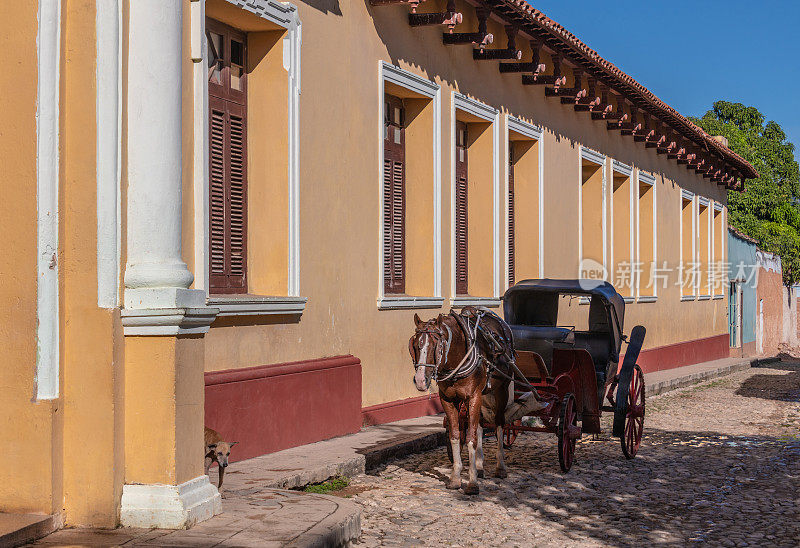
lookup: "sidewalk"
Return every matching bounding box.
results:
[30,355,752,547]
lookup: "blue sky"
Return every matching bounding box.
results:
[528,1,800,162]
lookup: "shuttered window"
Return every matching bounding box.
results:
[508,142,515,287]
[383,94,406,294]
[208,19,247,293]
[455,121,468,295]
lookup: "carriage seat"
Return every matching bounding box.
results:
[510,325,574,371]
[510,325,573,345]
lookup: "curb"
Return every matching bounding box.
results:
[362,430,447,471]
[285,493,362,548]
[646,359,752,397]
[263,456,366,490]
[0,513,61,548]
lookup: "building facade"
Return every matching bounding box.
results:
[1,0,757,529]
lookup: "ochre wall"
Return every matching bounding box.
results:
[199,0,730,411]
[511,137,539,281]
[0,1,61,516]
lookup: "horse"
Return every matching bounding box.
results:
[409,307,519,495]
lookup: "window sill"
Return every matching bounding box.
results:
[698,294,711,301]
[637,295,657,304]
[377,296,445,310]
[680,295,696,302]
[451,296,502,308]
[622,296,635,304]
[208,295,307,317]
[713,294,724,300]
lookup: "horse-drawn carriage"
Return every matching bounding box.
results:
[494,279,647,472]
[410,278,646,491]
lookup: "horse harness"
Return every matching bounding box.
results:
[418,307,516,390]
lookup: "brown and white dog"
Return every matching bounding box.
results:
[205,426,238,490]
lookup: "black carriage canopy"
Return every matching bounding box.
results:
[502,279,626,362]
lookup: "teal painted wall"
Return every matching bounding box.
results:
[728,232,758,345]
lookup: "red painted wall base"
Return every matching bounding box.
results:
[361,394,443,426]
[635,333,729,374]
[205,355,362,462]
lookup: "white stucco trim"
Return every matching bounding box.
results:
[378,296,446,310]
[450,296,502,308]
[505,115,544,285]
[120,475,221,529]
[378,63,442,305]
[578,147,607,279]
[36,0,61,400]
[209,295,307,316]
[96,0,122,308]
[452,93,501,302]
[192,0,303,301]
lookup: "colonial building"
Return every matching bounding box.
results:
[1,0,757,530]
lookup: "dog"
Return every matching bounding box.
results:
[205,426,238,491]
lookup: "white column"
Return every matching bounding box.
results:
[124,0,198,310]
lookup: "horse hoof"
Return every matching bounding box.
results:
[446,480,461,490]
[494,468,508,479]
[477,469,485,479]
[463,483,479,496]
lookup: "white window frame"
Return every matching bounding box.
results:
[635,170,657,303]
[713,202,725,299]
[505,115,544,287]
[578,147,608,280]
[191,0,306,316]
[698,196,712,300]
[377,62,443,310]
[680,189,696,301]
[451,93,501,308]
[610,160,634,303]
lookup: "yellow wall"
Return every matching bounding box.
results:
[510,137,539,282]
[199,0,731,409]
[247,29,290,296]
[581,159,604,271]
[638,180,655,297]
[403,96,436,297]
[0,0,61,517]
[612,171,632,296]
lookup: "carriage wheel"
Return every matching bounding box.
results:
[621,364,645,459]
[557,393,578,472]
[503,419,521,449]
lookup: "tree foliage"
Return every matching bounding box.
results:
[690,101,800,285]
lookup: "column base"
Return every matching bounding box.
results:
[120,476,221,529]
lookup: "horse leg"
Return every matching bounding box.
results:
[464,392,482,495]
[494,380,509,478]
[476,425,484,478]
[441,397,462,490]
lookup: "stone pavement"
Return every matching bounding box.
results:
[32,488,359,547]
[346,363,800,547]
[30,355,765,547]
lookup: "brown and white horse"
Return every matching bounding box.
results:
[409,308,515,495]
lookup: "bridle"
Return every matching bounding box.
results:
[410,320,453,389]
[410,311,487,388]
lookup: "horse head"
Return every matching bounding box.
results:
[409,313,449,391]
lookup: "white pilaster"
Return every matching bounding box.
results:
[123,0,217,335]
[125,0,195,305]
[120,476,221,529]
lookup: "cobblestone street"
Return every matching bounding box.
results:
[346,365,800,547]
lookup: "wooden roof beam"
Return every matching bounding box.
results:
[522,50,565,85]
[409,0,462,32]
[474,26,522,60]
[370,0,427,12]
[443,7,493,48]
[499,38,545,73]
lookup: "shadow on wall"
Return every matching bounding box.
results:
[301,0,342,15]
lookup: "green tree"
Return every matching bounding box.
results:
[691,101,800,285]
